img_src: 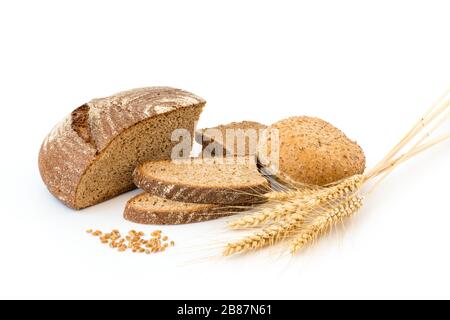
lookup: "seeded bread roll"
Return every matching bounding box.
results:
[195,121,267,157]
[259,116,366,186]
[124,193,242,225]
[133,158,269,205]
[39,87,205,209]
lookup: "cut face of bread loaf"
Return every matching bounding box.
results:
[259,116,366,186]
[39,87,205,209]
[133,158,269,205]
[195,121,267,157]
[124,193,241,225]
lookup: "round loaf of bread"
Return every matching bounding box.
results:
[258,116,366,186]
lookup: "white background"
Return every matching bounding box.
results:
[1,0,449,300]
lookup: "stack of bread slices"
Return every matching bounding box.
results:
[39,87,270,224]
[127,119,270,224]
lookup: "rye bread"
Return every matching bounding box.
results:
[39,87,205,209]
[195,121,267,157]
[133,158,269,205]
[258,116,366,186]
[124,193,242,225]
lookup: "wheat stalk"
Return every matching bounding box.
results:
[366,96,450,179]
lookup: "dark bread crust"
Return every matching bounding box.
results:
[133,164,269,205]
[124,193,242,225]
[38,87,206,209]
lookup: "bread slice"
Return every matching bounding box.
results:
[133,158,269,205]
[39,87,205,209]
[195,121,267,157]
[124,193,242,225]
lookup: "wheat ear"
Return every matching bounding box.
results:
[223,212,308,256]
[314,175,365,202]
[265,186,322,202]
[228,201,299,229]
[229,175,363,230]
[290,195,364,255]
[269,174,364,202]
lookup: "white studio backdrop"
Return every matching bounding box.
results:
[0,0,449,299]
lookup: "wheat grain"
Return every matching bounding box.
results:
[87,229,174,254]
[290,195,364,254]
